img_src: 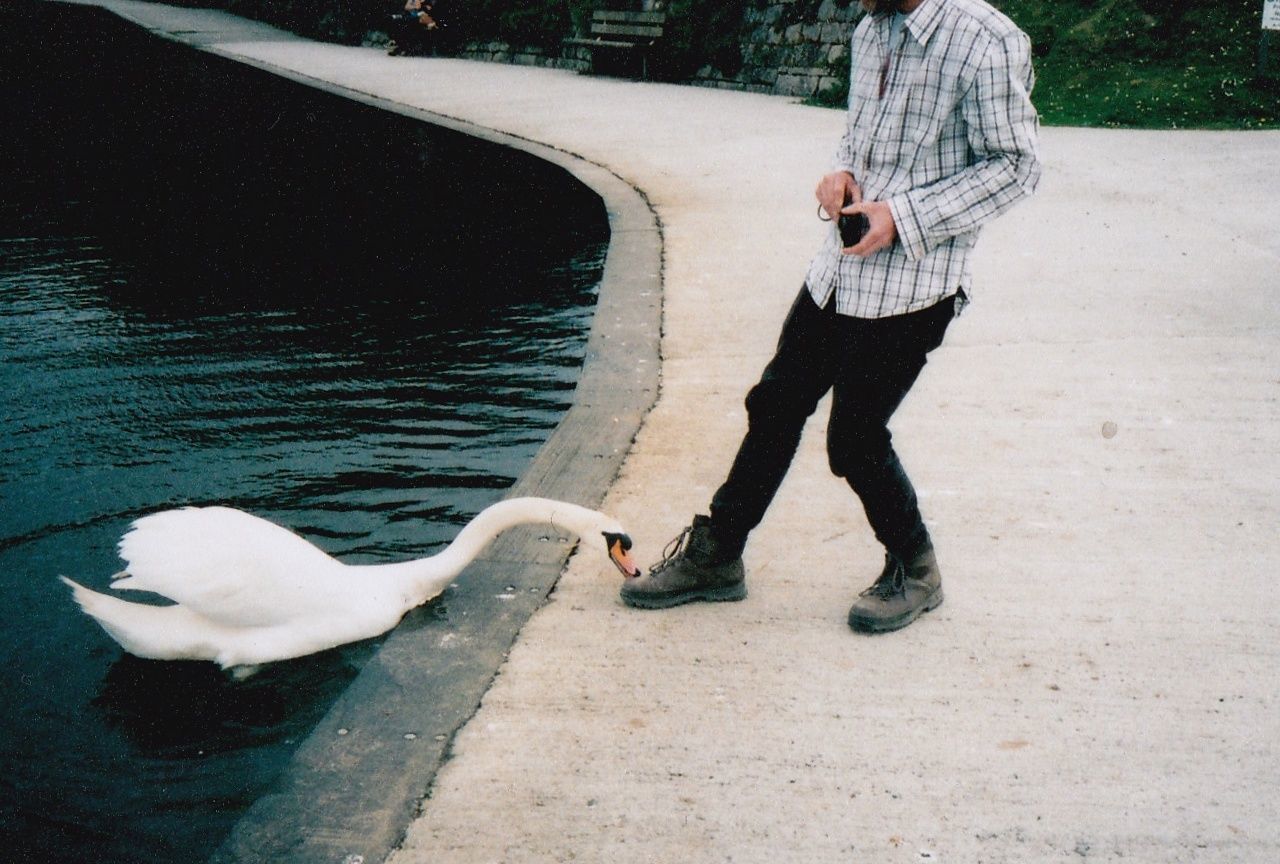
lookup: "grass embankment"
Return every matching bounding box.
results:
[997,0,1276,128]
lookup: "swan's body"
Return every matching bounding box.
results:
[62,497,636,672]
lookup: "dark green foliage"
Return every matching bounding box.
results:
[813,46,852,108]
[220,0,371,45]
[652,0,751,80]
[461,0,577,48]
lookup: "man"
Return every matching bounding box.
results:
[621,0,1041,633]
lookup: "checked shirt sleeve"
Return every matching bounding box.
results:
[890,29,1042,262]
[833,127,858,177]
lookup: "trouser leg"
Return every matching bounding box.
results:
[709,287,837,553]
[826,296,955,558]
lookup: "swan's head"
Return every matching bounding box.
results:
[496,498,641,578]
[602,531,640,579]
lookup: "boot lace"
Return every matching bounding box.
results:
[861,554,906,601]
[648,525,692,575]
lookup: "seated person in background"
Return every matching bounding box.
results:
[387,0,448,56]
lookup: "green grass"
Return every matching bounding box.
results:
[1033,53,1278,129]
[1000,0,1278,128]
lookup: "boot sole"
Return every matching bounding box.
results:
[620,581,747,610]
[848,588,944,634]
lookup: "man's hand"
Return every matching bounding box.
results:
[840,199,897,257]
[816,171,861,222]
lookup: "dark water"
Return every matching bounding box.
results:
[0,3,608,861]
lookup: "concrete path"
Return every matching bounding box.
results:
[72,3,1280,861]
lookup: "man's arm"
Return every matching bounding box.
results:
[886,28,1042,262]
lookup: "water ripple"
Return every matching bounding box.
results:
[0,6,610,859]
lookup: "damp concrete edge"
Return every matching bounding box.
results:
[68,3,663,861]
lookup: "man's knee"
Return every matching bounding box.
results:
[827,425,892,479]
[744,378,821,433]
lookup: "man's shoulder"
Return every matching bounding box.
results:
[938,0,1027,43]
[851,10,877,38]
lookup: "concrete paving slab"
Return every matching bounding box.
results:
[65,3,1280,861]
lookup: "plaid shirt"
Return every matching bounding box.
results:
[806,0,1042,319]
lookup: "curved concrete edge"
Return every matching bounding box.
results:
[71,4,662,861]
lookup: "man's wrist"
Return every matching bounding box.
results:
[886,194,926,261]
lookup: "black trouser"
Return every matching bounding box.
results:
[709,286,955,560]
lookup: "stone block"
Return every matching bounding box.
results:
[748,44,782,66]
[753,66,779,86]
[816,75,845,97]
[789,43,823,66]
[773,71,819,98]
[822,22,848,44]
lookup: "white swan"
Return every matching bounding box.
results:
[61,497,638,674]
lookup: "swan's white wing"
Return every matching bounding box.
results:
[114,507,342,628]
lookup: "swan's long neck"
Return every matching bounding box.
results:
[389,497,608,602]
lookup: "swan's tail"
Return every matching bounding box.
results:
[59,576,212,662]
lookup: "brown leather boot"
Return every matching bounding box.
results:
[620,515,746,609]
[847,545,943,633]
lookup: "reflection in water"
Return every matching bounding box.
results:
[0,2,608,861]
[93,653,369,759]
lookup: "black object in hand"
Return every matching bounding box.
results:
[838,212,869,248]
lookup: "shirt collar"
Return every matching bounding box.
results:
[892,0,946,48]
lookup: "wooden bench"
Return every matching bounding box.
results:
[563,10,667,79]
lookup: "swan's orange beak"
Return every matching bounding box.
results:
[605,533,640,579]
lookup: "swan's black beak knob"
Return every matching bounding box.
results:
[604,532,640,579]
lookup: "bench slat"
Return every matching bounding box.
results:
[592,10,666,25]
[565,37,645,50]
[590,22,663,39]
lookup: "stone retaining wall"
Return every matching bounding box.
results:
[694,0,862,99]
[451,1,865,101]
[458,40,586,71]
